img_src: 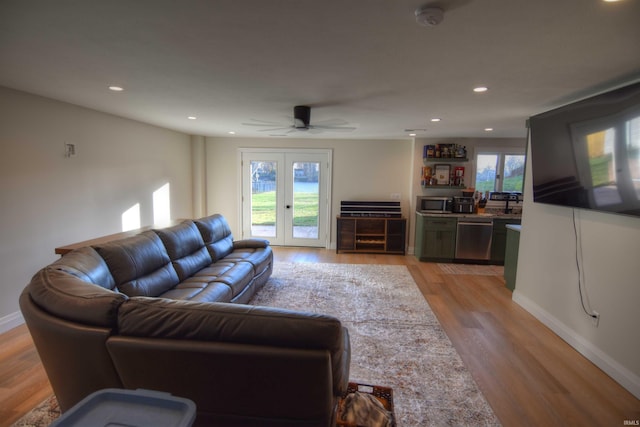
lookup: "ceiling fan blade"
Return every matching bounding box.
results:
[256,127,291,132]
[310,118,350,127]
[242,122,289,127]
[311,125,357,132]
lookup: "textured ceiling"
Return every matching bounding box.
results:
[1,0,639,139]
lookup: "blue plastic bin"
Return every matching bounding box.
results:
[50,388,196,427]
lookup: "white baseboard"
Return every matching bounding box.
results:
[512,290,640,399]
[0,311,25,335]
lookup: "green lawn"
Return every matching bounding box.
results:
[251,191,318,226]
[476,175,523,193]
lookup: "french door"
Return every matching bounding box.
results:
[240,148,331,247]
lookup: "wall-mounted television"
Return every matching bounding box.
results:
[529,81,640,218]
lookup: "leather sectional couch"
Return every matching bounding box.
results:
[20,214,351,426]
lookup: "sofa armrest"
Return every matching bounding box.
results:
[232,239,270,249]
[27,268,127,328]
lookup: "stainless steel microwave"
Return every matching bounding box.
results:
[417,196,453,213]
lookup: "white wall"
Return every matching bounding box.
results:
[0,87,192,329]
[204,137,413,247]
[515,142,640,398]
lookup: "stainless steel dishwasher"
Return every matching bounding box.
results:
[455,218,493,260]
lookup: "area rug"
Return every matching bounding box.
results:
[13,262,500,427]
[250,262,501,426]
[437,263,504,276]
[11,395,60,427]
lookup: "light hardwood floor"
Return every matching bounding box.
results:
[1,247,638,426]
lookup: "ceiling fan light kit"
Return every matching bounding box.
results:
[415,6,444,27]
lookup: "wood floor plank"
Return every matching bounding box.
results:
[1,247,638,427]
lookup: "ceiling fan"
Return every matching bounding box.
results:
[243,105,356,134]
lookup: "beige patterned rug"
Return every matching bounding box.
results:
[438,263,504,276]
[14,262,500,427]
[251,262,501,426]
[11,395,59,426]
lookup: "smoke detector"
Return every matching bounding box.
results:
[415,6,444,27]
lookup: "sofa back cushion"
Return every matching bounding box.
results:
[117,297,349,393]
[50,246,116,290]
[194,214,234,261]
[94,231,179,297]
[153,221,212,281]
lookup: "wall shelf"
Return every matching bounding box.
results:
[423,157,468,164]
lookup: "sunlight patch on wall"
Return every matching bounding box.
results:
[122,203,140,232]
[153,183,171,226]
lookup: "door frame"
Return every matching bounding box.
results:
[238,147,333,248]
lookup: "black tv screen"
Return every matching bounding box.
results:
[529,81,640,218]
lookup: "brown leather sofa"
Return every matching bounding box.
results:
[20,214,351,426]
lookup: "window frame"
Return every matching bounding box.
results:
[474,147,526,193]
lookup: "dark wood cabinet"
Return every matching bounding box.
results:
[336,217,406,254]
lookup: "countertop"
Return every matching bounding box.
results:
[416,211,522,220]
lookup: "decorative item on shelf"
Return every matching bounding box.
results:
[453,166,465,186]
[434,164,451,185]
[423,145,436,159]
[423,144,467,161]
[455,145,467,158]
[421,165,432,187]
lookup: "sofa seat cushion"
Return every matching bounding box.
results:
[223,247,272,275]
[153,221,212,281]
[193,261,254,298]
[94,231,179,297]
[159,279,233,303]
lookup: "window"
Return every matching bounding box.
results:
[475,152,525,193]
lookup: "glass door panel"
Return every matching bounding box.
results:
[250,160,277,238]
[292,161,320,239]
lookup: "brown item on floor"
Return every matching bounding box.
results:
[337,383,395,427]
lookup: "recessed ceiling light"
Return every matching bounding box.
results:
[228,131,236,135]
[187,116,197,120]
[430,118,441,122]
[409,133,416,137]
[108,86,124,92]
[473,86,489,93]
[484,127,494,132]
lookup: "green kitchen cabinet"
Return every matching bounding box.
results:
[490,218,522,264]
[504,224,521,291]
[415,214,457,262]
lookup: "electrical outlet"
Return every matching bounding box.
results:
[592,311,600,327]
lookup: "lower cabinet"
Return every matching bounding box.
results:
[490,218,522,264]
[504,225,521,291]
[337,217,406,254]
[415,214,457,262]
[415,214,521,264]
